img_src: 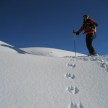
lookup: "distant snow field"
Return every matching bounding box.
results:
[0,41,108,108]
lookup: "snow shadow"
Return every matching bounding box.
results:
[1,44,27,54]
[65,73,75,80]
[66,86,79,94]
[69,102,84,108]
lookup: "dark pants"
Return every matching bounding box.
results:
[86,34,96,55]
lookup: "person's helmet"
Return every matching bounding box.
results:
[83,14,89,18]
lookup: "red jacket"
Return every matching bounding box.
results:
[78,19,97,35]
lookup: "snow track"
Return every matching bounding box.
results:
[65,55,108,108]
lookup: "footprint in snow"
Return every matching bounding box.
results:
[97,59,108,72]
[67,63,76,68]
[77,56,89,61]
[66,86,79,94]
[66,58,77,68]
[65,73,75,80]
[69,101,84,108]
[82,57,89,61]
[90,57,98,61]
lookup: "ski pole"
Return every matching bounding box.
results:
[73,30,77,57]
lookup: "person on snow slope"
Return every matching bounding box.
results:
[74,15,98,56]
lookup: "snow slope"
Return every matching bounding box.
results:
[0,41,108,108]
[21,47,86,57]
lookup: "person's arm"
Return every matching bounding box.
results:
[75,24,84,35]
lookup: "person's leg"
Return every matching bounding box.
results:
[86,34,96,55]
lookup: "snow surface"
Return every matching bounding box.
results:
[21,47,86,57]
[0,40,108,108]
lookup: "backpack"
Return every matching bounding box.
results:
[83,19,98,33]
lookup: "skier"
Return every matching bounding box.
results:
[74,15,98,56]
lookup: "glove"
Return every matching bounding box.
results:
[75,31,79,35]
[73,31,79,35]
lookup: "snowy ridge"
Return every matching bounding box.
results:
[22,47,86,57]
[0,41,108,108]
[0,41,26,54]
